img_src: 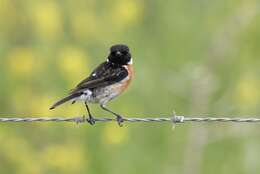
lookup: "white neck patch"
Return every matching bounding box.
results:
[128,58,133,65]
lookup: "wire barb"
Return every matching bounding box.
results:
[0,114,260,125]
[172,111,185,124]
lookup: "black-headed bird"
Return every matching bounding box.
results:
[50,44,133,126]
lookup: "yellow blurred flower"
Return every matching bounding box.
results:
[0,0,15,27]
[0,133,42,174]
[111,0,143,30]
[41,143,87,173]
[233,74,260,108]
[31,1,62,40]
[0,0,11,12]
[7,47,38,77]
[102,123,128,145]
[58,46,89,85]
[71,11,99,40]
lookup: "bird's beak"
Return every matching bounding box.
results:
[116,51,122,56]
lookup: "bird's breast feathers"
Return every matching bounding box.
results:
[77,64,133,105]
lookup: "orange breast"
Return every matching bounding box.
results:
[119,64,133,93]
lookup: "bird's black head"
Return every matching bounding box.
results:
[108,44,132,65]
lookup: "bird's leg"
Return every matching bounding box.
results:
[85,102,95,125]
[100,104,124,126]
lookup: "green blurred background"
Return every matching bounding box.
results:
[0,0,260,173]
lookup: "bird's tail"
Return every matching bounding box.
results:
[49,93,80,110]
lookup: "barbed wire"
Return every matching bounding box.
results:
[0,113,260,125]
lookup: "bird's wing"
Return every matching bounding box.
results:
[70,62,128,94]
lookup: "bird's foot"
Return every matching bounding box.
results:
[116,115,124,127]
[86,115,96,125]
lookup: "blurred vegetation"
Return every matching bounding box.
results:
[0,0,260,174]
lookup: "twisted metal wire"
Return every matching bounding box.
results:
[0,115,260,124]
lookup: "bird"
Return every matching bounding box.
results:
[50,44,133,126]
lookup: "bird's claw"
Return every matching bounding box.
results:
[116,115,124,127]
[87,116,96,125]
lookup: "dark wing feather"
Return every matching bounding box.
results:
[75,62,108,87]
[70,62,128,94]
